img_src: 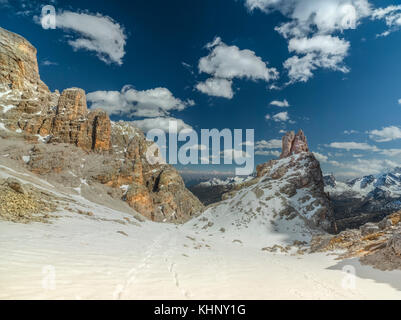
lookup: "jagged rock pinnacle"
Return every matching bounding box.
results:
[280,129,309,159]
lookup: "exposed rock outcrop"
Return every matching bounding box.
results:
[280,130,309,159]
[0,27,203,223]
[0,27,49,96]
[312,211,401,271]
[0,177,56,223]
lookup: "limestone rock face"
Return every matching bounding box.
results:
[47,88,111,152]
[106,122,204,222]
[0,27,203,223]
[56,88,87,120]
[280,130,309,159]
[0,27,49,96]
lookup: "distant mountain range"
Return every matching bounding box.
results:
[188,175,253,206]
[324,168,401,230]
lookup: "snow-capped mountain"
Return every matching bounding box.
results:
[198,175,254,187]
[324,169,401,230]
[325,168,401,202]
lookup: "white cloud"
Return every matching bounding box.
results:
[131,117,192,133]
[328,141,378,151]
[369,126,401,142]
[40,11,127,65]
[270,99,289,107]
[288,35,350,56]
[255,150,281,157]
[199,37,278,81]
[41,60,58,66]
[87,85,194,118]
[255,139,281,157]
[256,139,282,149]
[344,129,359,135]
[380,149,401,157]
[313,152,328,162]
[398,99,401,105]
[284,35,350,82]
[244,0,372,83]
[334,158,401,176]
[195,78,234,99]
[272,111,289,122]
[372,5,401,37]
[196,37,278,98]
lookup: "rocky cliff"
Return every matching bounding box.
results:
[0,27,203,223]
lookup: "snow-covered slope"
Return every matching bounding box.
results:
[1,157,401,299]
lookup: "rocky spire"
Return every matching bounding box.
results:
[280,130,309,159]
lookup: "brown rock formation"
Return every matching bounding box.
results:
[255,130,335,232]
[312,211,401,271]
[0,27,49,96]
[280,130,309,159]
[46,88,112,152]
[0,27,203,223]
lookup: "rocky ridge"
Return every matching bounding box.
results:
[0,27,203,223]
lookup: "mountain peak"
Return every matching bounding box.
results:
[280,130,309,159]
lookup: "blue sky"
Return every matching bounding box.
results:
[2,0,401,179]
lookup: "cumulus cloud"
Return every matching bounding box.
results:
[333,158,401,177]
[369,126,401,142]
[288,35,350,56]
[195,78,234,99]
[284,34,351,82]
[87,85,194,118]
[256,139,282,149]
[270,99,289,107]
[196,37,278,98]
[38,10,127,65]
[131,117,193,133]
[243,0,372,83]
[272,111,289,122]
[328,141,378,151]
[254,139,281,157]
[199,37,278,81]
